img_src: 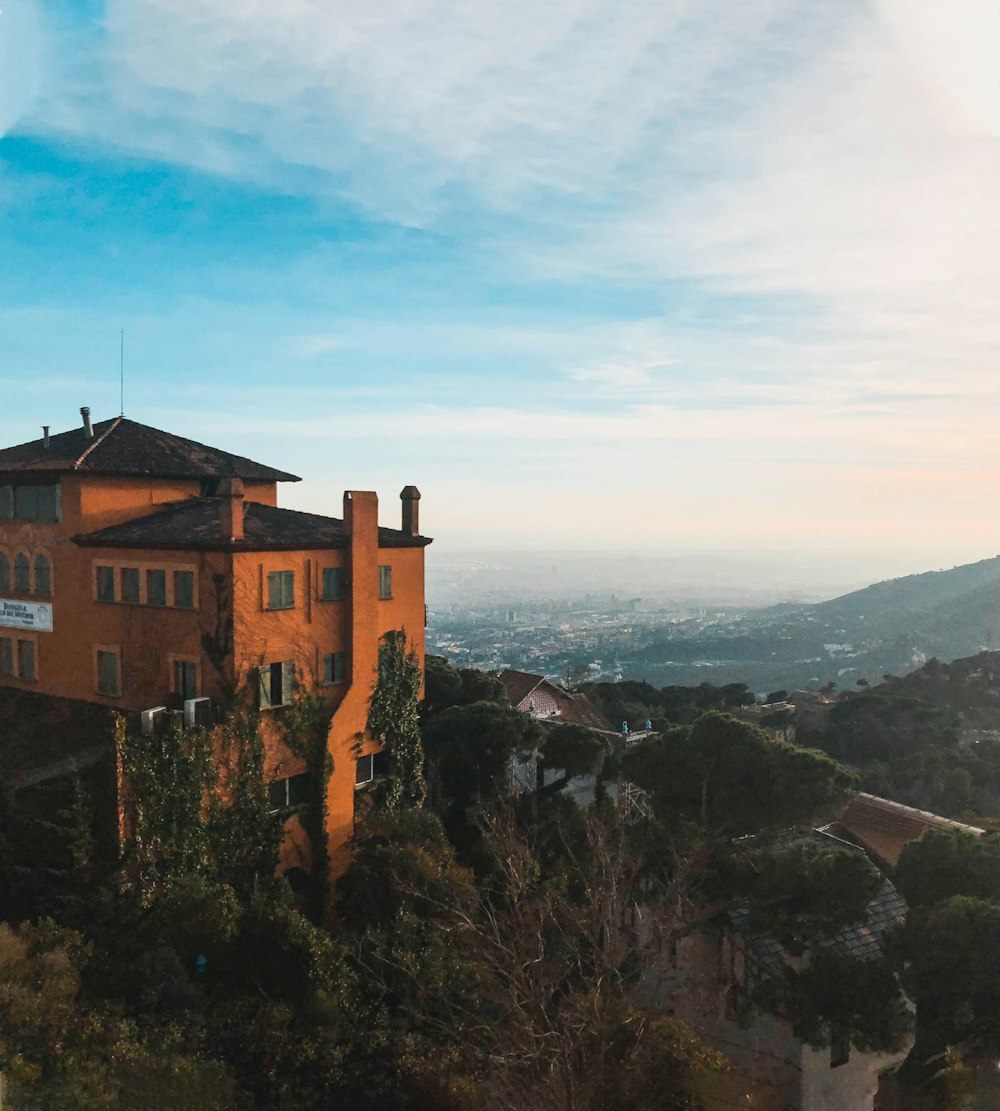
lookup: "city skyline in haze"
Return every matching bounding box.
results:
[1,1,998,569]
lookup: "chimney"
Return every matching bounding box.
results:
[80,407,93,439]
[218,477,245,542]
[400,485,421,536]
[42,426,50,449]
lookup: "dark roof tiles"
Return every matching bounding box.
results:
[74,498,431,551]
[0,417,299,482]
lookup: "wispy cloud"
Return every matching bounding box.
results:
[5,0,999,556]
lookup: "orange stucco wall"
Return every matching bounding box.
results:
[0,473,426,901]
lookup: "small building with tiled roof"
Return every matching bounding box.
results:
[497,668,614,733]
[0,407,430,896]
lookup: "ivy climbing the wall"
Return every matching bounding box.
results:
[367,630,427,810]
[282,690,335,922]
[117,711,282,904]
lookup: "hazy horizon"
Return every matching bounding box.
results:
[425,544,1000,608]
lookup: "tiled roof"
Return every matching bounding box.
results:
[825,792,984,866]
[736,831,907,978]
[0,417,299,482]
[498,669,546,707]
[497,669,614,732]
[74,498,431,551]
[556,691,614,732]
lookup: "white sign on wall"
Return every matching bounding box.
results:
[0,599,53,633]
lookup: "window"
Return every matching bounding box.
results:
[258,660,294,709]
[267,773,309,812]
[121,567,140,604]
[97,649,120,696]
[830,1024,850,1069]
[96,566,116,602]
[94,563,197,607]
[174,660,198,702]
[16,639,36,681]
[267,570,295,610]
[322,650,347,685]
[13,554,30,594]
[35,486,58,522]
[146,569,167,607]
[14,486,37,522]
[321,566,347,600]
[1,484,58,522]
[33,554,51,597]
[377,565,392,600]
[355,750,389,787]
[0,553,9,592]
[0,637,34,682]
[173,570,195,609]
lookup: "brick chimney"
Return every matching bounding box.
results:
[400,485,421,536]
[218,477,245,541]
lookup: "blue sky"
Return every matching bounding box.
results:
[1,0,998,576]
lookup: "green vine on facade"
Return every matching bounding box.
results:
[282,690,335,921]
[367,630,427,811]
[117,710,281,905]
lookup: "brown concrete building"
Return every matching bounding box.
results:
[0,409,430,879]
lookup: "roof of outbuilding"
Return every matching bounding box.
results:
[498,669,546,707]
[497,669,614,732]
[823,792,984,866]
[73,498,431,551]
[0,416,299,482]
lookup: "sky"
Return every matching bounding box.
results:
[0,0,999,582]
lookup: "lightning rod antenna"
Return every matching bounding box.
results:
[120,329,125,417]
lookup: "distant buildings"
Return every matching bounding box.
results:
[0,409,429,881]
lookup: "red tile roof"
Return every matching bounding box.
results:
[824,792,983,866]
[497,669,613,732]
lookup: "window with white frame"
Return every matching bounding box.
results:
[355,750,389,787]
[267,773,309,812]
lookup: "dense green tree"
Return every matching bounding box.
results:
[422,700,542,813]
[895,828,1000,908]
[715,839,883,952]
[0,919,241,1110]
[904,896,1000,1053]
[622,712,853,840]
[537,723,611,796]
[422,655,508,719]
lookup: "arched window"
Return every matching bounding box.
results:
[0,553,8,592]
[33,554,52,597]
[13,553,30,594]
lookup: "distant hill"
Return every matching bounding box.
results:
[624,555,1000,693]
[811,556,1000,626]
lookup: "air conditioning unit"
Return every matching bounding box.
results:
[140,706,168,736]
[183,697,212,728]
